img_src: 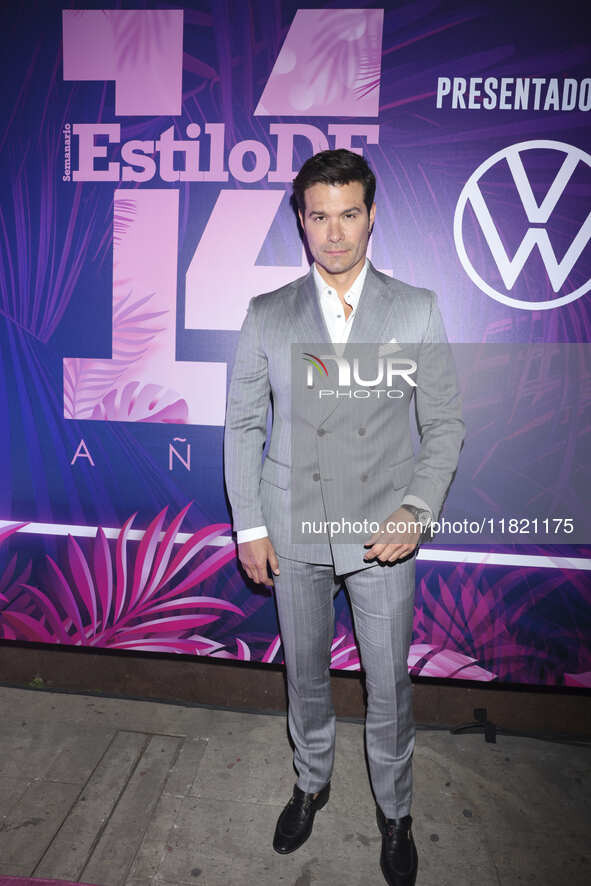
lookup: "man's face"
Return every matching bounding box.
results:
[298,180,376,278]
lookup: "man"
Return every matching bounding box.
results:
[224,149,464,886]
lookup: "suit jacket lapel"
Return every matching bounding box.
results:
[344,261,393,350]
[290,268,333,349]
[290,261,393,350]
[288,268,338,426]
[288,262,396,427]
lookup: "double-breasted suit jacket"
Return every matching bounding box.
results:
[224,260,464,575]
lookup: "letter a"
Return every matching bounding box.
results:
[71,439,95,466]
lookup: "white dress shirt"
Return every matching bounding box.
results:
[236,260,431,544]
[314,257,368,347]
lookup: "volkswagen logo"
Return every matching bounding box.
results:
[454,140,591,310]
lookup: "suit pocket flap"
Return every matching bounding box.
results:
[261,456,290,489]
[387,455,414,489]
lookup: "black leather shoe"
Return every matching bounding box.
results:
[272,782,330,854]
[376,806,418,886]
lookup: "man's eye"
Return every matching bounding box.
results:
[345,213,358,219]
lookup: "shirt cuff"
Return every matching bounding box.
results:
[401,495,432,520]
[236,525,269,544]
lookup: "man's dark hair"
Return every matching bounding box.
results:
[292,149,376,216]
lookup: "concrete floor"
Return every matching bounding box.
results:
[0,686,588,886]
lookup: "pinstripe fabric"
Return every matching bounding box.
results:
[224,260,464,819]
[223,261,464,574]
[273,553,416,819]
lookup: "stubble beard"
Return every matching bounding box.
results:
[318,246,365,279]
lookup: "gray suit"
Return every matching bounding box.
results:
[224,260,464,817]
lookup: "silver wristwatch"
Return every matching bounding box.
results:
[401,504,431,533]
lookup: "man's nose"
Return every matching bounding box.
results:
[327,220,344,242]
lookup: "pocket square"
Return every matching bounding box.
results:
[378,337,400,356]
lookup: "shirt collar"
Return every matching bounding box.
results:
[312,258,369,310]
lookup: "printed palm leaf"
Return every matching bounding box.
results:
[412,563,562,681]
[330,633,361,670]
[564,671,591,687]
[0,507,241,654]
[92,196,138,268]
[210,637,253,660]
[261,634,282,663]
[213,631,362,668]
[259,624,490,677]
[113,9,179,67]
[0,62,98,343]
[526,568,591,685]
[64,289,168,419]
[308,12,382,104]
[0,523,32,639]
[90,381,188,423]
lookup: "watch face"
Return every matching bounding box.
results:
[409,507,430,528]
[404,505,430,527]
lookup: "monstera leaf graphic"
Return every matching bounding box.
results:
[90,381,188,423]
[0,507,241,654]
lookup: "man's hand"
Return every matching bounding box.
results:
[363,507,422,563]
[237,537,280,587]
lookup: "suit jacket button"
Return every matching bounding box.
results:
[312,472,321,481]
[360,472,368,482]
[358,427,366,436]
[317,428,326,437]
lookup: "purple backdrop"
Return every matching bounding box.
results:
[1,1,589,687]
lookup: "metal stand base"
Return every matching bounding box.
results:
[450,706,497,743]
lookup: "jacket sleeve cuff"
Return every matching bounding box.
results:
[401,495,432,519]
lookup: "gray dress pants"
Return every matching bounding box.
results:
[273,552,416,819]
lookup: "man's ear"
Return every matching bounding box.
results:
[298,209,304,229]
[368,201,376,234]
